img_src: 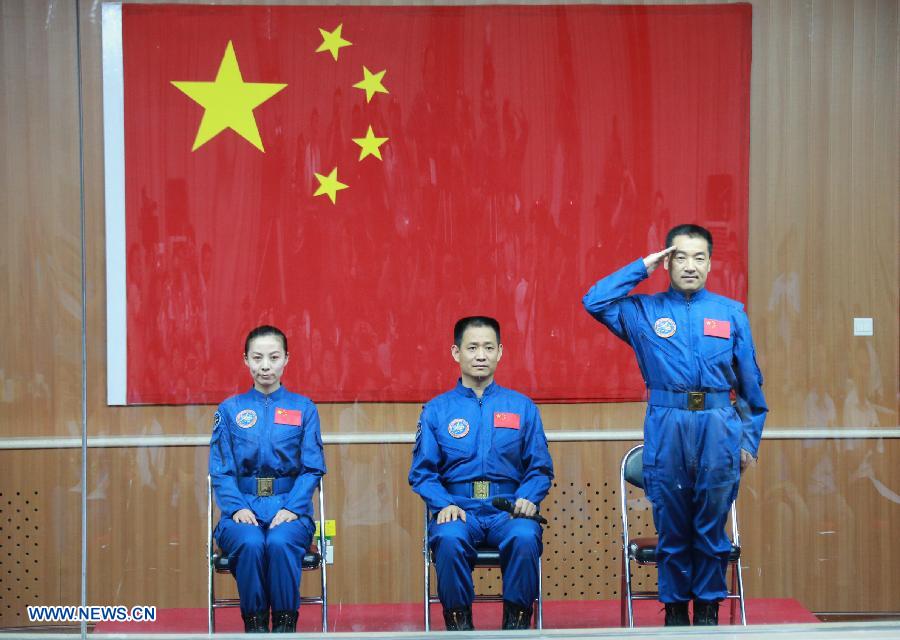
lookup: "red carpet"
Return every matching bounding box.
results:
[94,598,818,633]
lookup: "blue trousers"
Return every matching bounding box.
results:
[428,508,542,609]
[216,516,314,614]
[642,405,741,603]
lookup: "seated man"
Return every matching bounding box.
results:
[409,316,554,631]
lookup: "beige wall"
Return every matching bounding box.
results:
[1,0,897,628]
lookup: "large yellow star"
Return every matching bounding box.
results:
[313,167,349,204]
[352,66,389,103]
[171,41,287,152]
[315,24,352,61]
[352,126,389,161]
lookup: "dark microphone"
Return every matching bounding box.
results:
[492,497,547,525]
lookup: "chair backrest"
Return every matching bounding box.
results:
[622,444,644,489]
[618,445,743,547]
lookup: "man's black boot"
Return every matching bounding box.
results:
[501,600,533,630]
[443,606,474,631]
[271,609,299,633]
[693,599,720,626]
[664,601,690,626]
[241,610,269,633]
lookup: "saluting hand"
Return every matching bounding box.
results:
[643,245,676,275]
[232,508,259,526]
[436,504,467,524]
[270,508,298,528]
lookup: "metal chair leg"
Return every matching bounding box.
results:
[423,509,431,632]
[624,551,635,627]
[207,475,215,634]
[318,480,328,633]
[536,555,543,629]
[730,561,737,624]
[730,502,747,626]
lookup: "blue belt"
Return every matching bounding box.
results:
[648,389,732,411]
[444,480,518,499]
[237,476,295,496]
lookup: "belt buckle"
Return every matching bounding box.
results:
[472,480,490,499]
[257,477,274,497]
[688,391,706,411]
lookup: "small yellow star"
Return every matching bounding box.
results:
[315,24,352,61]
[313,167,349,204]
[352,125,389,161]
[352,66,389,103]
[171,41,287,152]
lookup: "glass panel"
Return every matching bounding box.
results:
[2,0,897,637]
[0,0,84,635]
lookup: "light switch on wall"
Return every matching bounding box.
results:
[853,317,873,336]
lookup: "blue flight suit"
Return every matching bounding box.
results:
[209,386,326,614]
[583,259,767,603]
[409,380,554,609]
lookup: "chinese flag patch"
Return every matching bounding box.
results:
[274,408,302,426]
[703,318,731,339]
[494,412,521,429]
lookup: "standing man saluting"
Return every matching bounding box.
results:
[409,316,554,631]
[582,224,767,626]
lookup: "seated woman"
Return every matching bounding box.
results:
[209,325,326,633]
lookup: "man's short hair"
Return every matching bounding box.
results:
[244,325,288,355]
[453,316,501,346]
[665,224,714,256]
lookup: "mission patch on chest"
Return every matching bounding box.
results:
[448,418,470,438]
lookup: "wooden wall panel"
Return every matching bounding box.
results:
[0,0,83,438]
[748,0,898,430]
[738,438,900,611]
[0,438,892,628]
[0,450,82,628]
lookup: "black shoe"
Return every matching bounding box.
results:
[241,610,269,633]
[271,609,298,633]
[442,606,474,631]
[693,599,720,626]
[501,600,533,630]
[664,601,690,626]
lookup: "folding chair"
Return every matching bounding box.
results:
[207,475,328,633]
[422,507,543,631]
[619,444,746,627]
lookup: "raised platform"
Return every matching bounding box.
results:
[93,598,818,634]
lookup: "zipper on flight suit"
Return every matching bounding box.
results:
[685,296,699,476]
[258,394,271,477]
[478,394,488,481]
[686,296,701,388]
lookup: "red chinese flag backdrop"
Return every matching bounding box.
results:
[119,4,751,404]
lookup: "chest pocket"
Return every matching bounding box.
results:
[270,426,306,474]
[698,334,736,389]
[271,423,304,442]
[637,329,682,360]
[700,335,734,363]
[228,419,260,443]
[439,436,475,464]
[492,426,522,453]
